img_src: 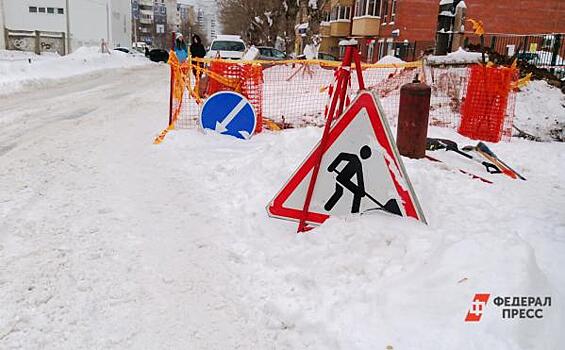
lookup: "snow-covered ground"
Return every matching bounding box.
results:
[0,59,564,349]
[0,48,150,96]
[514,80,565,140]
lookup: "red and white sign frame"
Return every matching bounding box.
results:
[267,90,427,227]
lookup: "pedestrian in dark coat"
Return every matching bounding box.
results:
[190,35,206,78]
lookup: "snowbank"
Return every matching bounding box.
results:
[514,80,565,140]
[376,55,405,64]
[0,63,564,349]
[427,47,486,65]
[0,47,150,95]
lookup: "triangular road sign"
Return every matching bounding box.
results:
[267,90,426,227]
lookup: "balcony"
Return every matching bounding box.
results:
[351,16,380,37]
[330,0,354,6]
[330,20,350,37]
[320,22,330,37]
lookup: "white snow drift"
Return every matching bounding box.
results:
[0,60,563,350]
[0,47,150,96]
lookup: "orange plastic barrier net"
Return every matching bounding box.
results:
[458,64,518,142]
[172,57,423,131]
[165,57,518,144]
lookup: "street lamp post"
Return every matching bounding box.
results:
[65,0,71,54]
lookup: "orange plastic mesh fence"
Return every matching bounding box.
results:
[170,58,517,142]
[425,65,470,129]
[458,65,518,142]
[173,58,423,130]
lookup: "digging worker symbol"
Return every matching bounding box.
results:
[325,145,372,213]
[324,145,403,216]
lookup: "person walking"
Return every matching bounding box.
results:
[190,35,206,78]
[174,34,188,63]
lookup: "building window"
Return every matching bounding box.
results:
[380,0,388,22]
[367,41,375,62]
[47,7,54,14]
[38,7,46,13]
[355,0,381,17]
[58,8,64,14]
[331,6,351,21]
[29,6,37,13]
[390,0,396,22]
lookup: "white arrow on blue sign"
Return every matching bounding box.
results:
[199,91,257,140]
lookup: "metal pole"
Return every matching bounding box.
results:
[65,0,71,54]
[0,0,6,50]
[106,0,111,46]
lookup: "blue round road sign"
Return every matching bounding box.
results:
[199,91,257,140]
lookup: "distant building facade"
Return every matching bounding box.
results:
[178,0,220,43]
[319,0,565,63]
[1,0,132,53]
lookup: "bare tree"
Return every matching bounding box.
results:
[298,0,329,47]
[218,0,327,55]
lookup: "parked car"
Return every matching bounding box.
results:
[206,35,246,60]
[113,47,144,56]
[133,41,149,53]
[297,52,339,62]
[516,52,540,64]
[148,49,169,63]
[317,52,339,62]
[257,46,287,61]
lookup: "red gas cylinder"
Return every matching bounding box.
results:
[396,80,431,159]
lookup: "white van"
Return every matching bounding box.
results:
[206,35,246,60]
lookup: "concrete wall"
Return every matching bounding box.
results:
[68,0,131,50]
[3,0,66,33]
[110,0,132,48]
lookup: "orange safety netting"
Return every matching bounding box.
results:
[458,64,518,142]
[158,55,518,144]
[206,60,264,133]
[171,57,423,132]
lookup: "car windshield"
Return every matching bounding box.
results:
[211,41,245,52]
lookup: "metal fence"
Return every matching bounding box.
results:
[465,33,564,78]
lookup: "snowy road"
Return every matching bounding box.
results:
[1,65,269,348]
[1,64,564,349]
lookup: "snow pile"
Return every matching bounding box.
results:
[377,55,406,64]
[514,80,565,140]
[427,47,487,65]
[0,49,60,62]
[1,64,564,349]
[0,47,150,96]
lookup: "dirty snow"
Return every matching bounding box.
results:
[514,80,565,140]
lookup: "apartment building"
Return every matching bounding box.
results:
[133,0,154,45]
[319,0,565,63]
[319,0,435,62]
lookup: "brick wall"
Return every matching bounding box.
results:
[380,0,565,42]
